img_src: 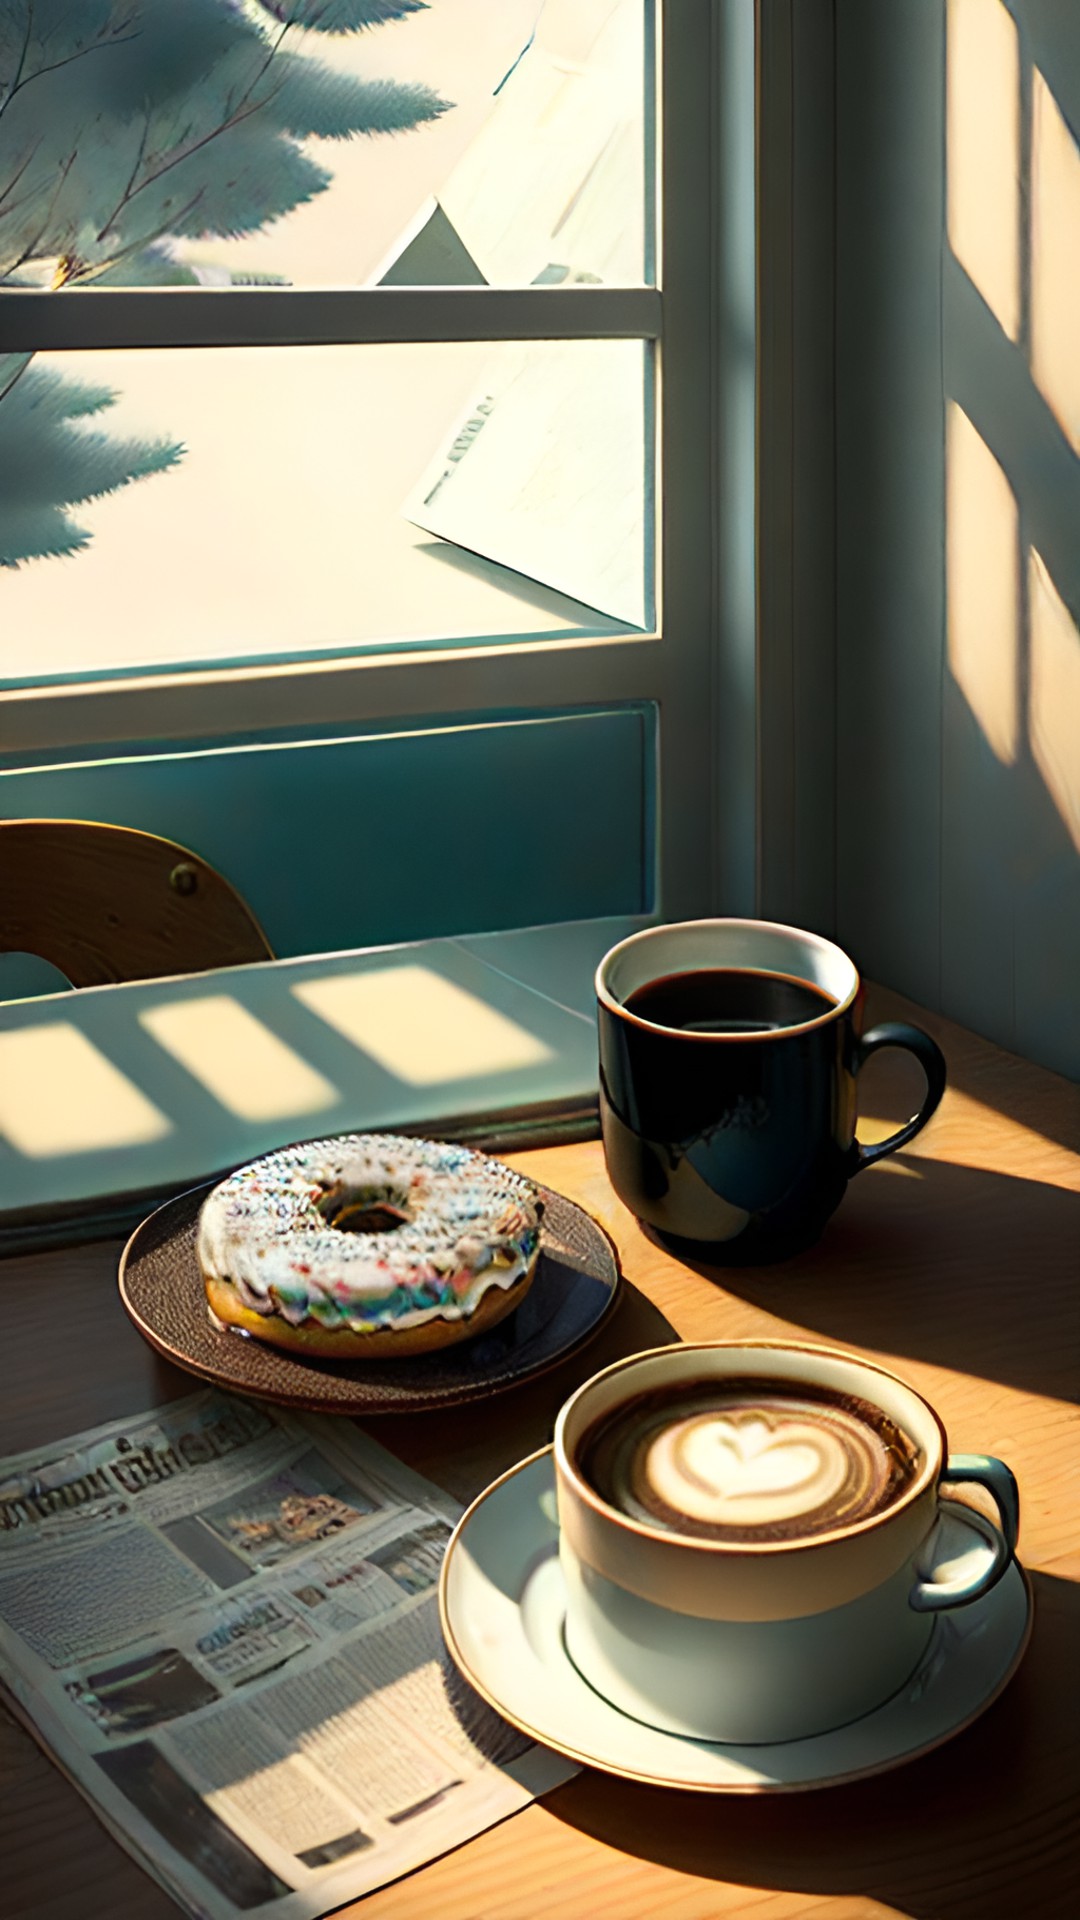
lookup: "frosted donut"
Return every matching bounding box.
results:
[197,1133,544,1359]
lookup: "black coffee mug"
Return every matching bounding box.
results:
[596,920,946,1261]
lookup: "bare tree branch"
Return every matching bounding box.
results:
[0,8,143,122]
[62,189,207,284]
[97,84,286,241]
[0,355,31,409]
[6,148,76,274]
[95,14,294,241]
[0,1,35,121]
[0,137,43,216]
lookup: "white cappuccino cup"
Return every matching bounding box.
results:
[553,1341,1019,1744]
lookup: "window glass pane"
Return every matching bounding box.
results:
[0,0,651,292]
[0,339,652,682]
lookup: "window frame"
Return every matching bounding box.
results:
[0,0,755,927]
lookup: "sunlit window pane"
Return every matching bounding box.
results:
[1031,68,1080,456]
[0,339,650,679]
[946,402,1018,764]
[0,0,650,293]
[946,0,1019,340]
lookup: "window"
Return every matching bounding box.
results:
[0,1,751,961]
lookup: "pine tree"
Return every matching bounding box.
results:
[0,353,184,566]
[0,0,447,566]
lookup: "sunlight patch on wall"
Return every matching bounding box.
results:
[0,1025,171,1158]
[1028,551,1080,854]
[1031,69,1080,456]
[946,403,1018,763]
[140,997,339,1123]
[293,966,554,1087]
[946,0,1020,341]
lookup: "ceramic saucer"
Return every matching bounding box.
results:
[439,1448,1033,1793]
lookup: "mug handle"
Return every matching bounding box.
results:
[852,1021,947,1171]
[909,1454,1020,1614]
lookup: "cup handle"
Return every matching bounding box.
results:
[909,1454,1020,1614]
[852,1022,947,1171]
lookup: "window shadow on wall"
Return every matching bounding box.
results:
[943,0,1080,1078]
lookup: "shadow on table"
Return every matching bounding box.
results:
[653,1152,1080,1404]
[363,1276,678,1508]
[546,1567,1079,1920]
[862,984,1080,1161]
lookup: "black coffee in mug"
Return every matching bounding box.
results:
[596,921,946,1260]
[624,968,838,1035]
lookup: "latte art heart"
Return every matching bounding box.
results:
[577,1378,923,1543]
[646,1413,851,1527]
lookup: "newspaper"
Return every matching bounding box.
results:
[0,1390,573,1919]
[374,0,647,290]
[402,336,649,629]
[393,0,651,629]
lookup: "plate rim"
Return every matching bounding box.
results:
[118,1177,622,1416]
[438,1446,1035,1794]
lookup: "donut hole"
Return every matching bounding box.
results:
[316,1182,412,1235]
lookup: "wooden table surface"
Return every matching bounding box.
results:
[2,987,1078,1920]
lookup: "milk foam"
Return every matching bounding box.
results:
[645,1411,854,1529]
[581,1380,919,1543]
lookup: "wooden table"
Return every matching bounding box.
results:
[2,988,1078,1919]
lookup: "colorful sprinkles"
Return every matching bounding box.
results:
[197,1134,544,1335]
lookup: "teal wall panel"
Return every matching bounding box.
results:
[0,708,653,964]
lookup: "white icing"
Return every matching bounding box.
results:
[197,1134,542,1334]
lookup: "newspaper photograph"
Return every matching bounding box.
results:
[0,1391,573,1919]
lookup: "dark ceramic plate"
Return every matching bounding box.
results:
[118,1181,621,1414]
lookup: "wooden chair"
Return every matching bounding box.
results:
[0,820,274,989]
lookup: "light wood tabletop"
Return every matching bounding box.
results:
[2,986,1077,1920]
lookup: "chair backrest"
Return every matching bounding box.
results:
[0,820,274,988]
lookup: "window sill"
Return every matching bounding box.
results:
[0,914,651,1252]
